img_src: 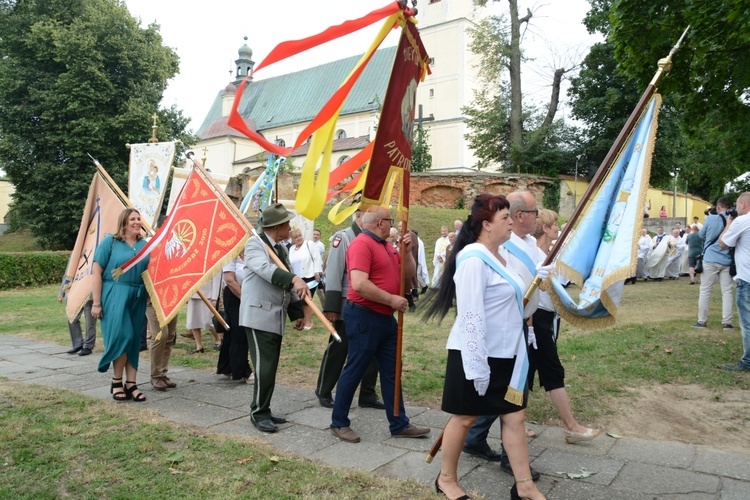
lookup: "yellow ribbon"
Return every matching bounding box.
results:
[294,12,403,220]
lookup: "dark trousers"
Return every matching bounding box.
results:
[246,328,282,421]
[527,309,565,391]
[331,302,409,435]
[315,318,379,403]
[217,288,252,380]
[68,300,96,349]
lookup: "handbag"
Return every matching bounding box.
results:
[694,254,703,274]
[211,292,229,333]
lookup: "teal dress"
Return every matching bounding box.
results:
[94,234,150,373]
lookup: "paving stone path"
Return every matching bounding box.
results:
[2,335,749,499]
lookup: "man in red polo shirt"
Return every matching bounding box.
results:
[329,206,430,443]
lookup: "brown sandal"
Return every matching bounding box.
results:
[124,381,146,402]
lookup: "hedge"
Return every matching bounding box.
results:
[0,252,69,289]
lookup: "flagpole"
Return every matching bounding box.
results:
[425,421,447,463]
[393,214,409,416]
[521,26,689,305]
[89,154,230,333]
[183,153,341,343]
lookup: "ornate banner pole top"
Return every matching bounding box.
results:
[148,113,159,143]
[650,25,690,86]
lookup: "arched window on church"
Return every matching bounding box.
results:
[336,129,347,140]
[237,66,242,76]
[276,138,286,147]
[337,155,350,166]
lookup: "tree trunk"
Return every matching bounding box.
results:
[508,0,531,171]
[541,68,566,128]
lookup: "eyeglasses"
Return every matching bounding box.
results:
[519,209,539,216]
[379,218,395,226]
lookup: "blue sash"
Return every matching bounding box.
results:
[503,240,537,276]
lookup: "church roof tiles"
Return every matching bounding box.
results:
[196,46,396,138]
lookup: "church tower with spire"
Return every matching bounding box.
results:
[233,36,255,86]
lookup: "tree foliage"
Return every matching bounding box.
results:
[570,0,750,200]
[0,0,194,249]
[463,13,580,176]
[410,121,432,173]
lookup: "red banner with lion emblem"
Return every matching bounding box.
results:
[117,162,250,328]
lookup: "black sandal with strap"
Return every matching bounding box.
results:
[111,377,129,402]
[124,381,146,402]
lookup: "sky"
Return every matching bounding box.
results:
[122,0,602,132]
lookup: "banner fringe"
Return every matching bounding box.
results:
[504,386,524,406]
[111,267,124,281]
[547,287,616,330]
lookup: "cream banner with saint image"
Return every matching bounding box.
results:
[128,142,175,227]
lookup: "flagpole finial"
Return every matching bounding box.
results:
[148,113,159,144]
[650,25,690,86]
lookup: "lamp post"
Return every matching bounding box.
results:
[672,169,678,219]
[573,155,583,209]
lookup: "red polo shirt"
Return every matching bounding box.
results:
[346,230,401,315]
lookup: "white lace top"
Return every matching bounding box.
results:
[446,243,526,381]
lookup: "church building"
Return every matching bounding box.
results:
[194,0,487,180]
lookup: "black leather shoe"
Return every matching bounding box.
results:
[270,414,288,424]
[500,456,541,481]
[67,346,82,354]
[317,395,334,408]
[462,442,503,461]
[251,416,278,433]
[358,398,386,410]
[78,348,92,356]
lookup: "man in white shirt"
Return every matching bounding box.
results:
[720,192,750,371]
[666,228,686,279]
[431,226,450,288]
[645,226,670,281]
[635,228,652,282]
[311,229,325,260]
[416,232,429,293]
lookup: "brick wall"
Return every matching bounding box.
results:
[228,170,556,210]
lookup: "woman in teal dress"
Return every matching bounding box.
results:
[91,208,150,402]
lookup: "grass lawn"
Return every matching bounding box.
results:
[0,228,38,252]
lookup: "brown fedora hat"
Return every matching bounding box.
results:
[260,203,294,228]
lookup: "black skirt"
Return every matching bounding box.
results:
[441,349,528,415]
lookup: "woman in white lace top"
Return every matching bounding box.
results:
[425,194,544,500]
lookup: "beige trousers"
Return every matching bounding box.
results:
[146,304,177,379]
